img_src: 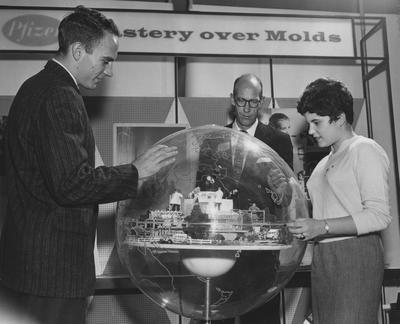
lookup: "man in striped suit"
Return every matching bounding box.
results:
[0,6,176,324]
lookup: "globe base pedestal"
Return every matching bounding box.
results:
[181,249,238,322]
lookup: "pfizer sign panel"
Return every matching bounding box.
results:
[0,9,354,57]
[116,125,309,321]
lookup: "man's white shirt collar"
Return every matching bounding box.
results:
[232,119,258,137]
[52,58,79,88]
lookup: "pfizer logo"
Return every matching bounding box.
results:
[2,15,59,46]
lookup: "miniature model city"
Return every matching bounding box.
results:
[124,189,293,250]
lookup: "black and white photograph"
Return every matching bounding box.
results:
[0,2,399,324]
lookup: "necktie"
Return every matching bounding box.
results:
[233,130,248,175]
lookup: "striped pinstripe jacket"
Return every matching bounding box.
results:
[0,60,138,298]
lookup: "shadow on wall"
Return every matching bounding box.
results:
[0,116,7,234]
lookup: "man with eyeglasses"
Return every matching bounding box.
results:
[196,74,293,193]
[222,74,293,324]
[191,74,293,324]
[227,73,293,169]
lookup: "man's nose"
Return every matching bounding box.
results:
[243,103,252,112]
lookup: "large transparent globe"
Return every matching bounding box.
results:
[116,125,309,322]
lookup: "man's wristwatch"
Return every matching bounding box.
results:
[323,219,330,235]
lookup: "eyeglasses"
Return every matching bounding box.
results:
[234,97,262,108]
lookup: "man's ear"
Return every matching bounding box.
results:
[339,112,347,126]
[71,42,85,62]
[229,93,237,119]
[230,93,235,106]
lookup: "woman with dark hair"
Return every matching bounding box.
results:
[288,78,391,324]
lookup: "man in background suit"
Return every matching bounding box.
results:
[226,74,293,324]
[0,6,177,324]
[226,74,293,213]
[227,74,293,169]
[269,112,291,135]
[195,74,293,323]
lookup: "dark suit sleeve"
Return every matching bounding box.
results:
[254,123,293,170]
[196,139,211,189]
[35,87,138,206]
[275,132,293,170]
[195,138,223,190]
[262,129,293,170]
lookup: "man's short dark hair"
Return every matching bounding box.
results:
[269,113,289,129]
[297,78,354,124]
[58,5,120,54]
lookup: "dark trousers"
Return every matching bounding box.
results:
[211,250,281,324]
[240,294,280,324]
[213,294,280,324]
[0,281,88,324]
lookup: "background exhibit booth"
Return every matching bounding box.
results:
[0,3,400,324]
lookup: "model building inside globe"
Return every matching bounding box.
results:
[116,125,309,321]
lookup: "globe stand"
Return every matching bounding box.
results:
[181,249,238,323]
[204,277,211,324]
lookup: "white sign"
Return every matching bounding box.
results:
[0,9,354,57]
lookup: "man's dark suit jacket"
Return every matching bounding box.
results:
[196,121,293,210]
[226,121,293,170]
[195,121,293,323]
[225,120,293,324]
[0,60,139,298]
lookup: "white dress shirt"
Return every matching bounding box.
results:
[52,58,79,87]
[231,120,258,170]
[232,119,258,136]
